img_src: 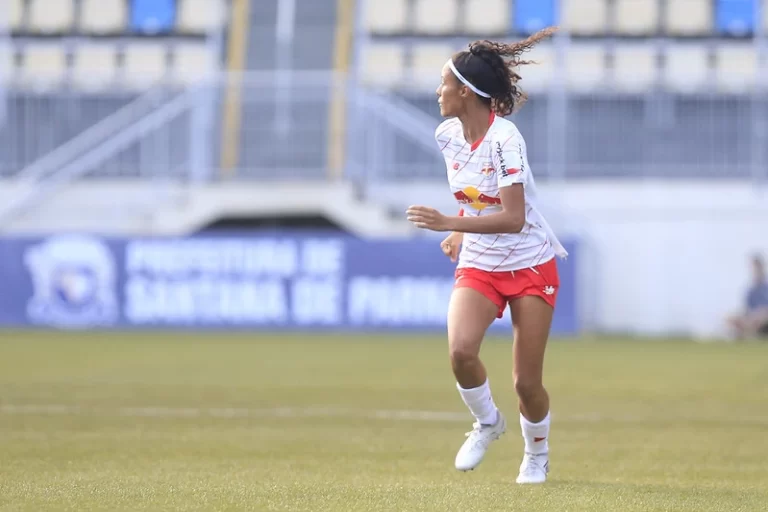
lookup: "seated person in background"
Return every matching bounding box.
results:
[728,254,768,340]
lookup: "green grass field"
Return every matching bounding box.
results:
[0,331,767,511]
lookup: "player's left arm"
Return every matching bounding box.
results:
[406,135,526,234]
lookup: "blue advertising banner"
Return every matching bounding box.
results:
[0,232,579,334]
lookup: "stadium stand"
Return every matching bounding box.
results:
[0,0,227,179]
[1,0,766,185]
[351,0,767,181]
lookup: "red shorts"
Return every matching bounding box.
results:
[454,258,560,318]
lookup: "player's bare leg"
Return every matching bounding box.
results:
[509,295,554,484]
[448,286,506,471]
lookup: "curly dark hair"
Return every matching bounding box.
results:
[451,26,558,116]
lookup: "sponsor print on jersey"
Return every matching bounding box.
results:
[453,186,501,211]
[495,140,521,178]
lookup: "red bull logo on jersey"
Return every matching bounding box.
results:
[480,162,494,176]
[454,186,501,211]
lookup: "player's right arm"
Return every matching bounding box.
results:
[441,209,464,262]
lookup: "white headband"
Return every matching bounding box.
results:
[447,58,491,98]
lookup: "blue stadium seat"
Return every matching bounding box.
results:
[130,0,177,34]
[514,0,555,34]
[716,0,755,35]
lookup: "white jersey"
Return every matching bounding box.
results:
[435,113,567,272]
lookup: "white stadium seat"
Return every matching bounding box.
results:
[28,0,74,33]
[566,44,607,92]
[364,0,408,34]
[562,0,608,35]
[79,0,128,34]
[359,44,404,87]
[664,0,712,36]
[121,43,169,90]
[715,44,758,93]
[612,44,658,92]
[171,44,217,85]
[411,44,454,89]
[463,0,509,35]
[663,45,710,93]
[614,0,659,35]
[71,45,118,91]
[414,0,459,35]
[177,0,227,34]
[20,44,67,89]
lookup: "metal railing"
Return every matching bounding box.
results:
[1,68,767,225]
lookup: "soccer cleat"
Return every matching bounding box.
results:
[454,410,506,471]
[515,452,549,484]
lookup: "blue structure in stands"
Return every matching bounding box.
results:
[130,0,177,34]
[716,0,756,35]
[513,0,555,34]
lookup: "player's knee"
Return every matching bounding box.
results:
[514,375,542,402]
[449,344,479,372]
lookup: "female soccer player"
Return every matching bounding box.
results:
[405,27,567,485]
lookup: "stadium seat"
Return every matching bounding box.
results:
[664,0,713,35]
[364,0,408,34]
[177,0,227,34]
[414,0,459,35]
[19,44,67,88]
[612,44,658,92]
[411,44,454,89]
[566,44,607,92]
[561,0,607,35]
[28,0,74,33]
[663,44,710,93]
[121,43,169,90]
[614,0,660,35]
[171,44,216,85]
[71,45,118,91]
[359,44,404,87]
[79,0,127,34]
[8,0,23,31]
[463,0,509,35]
[715,44,757,93]
[515,43,554,93]
[514,0,555,34]
[716,0,755,36]
[131,0,177,34]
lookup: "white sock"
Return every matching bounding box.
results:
[520,411,550,455]
[457,379,499,426]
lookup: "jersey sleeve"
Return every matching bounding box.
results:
[491,131,526,188]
